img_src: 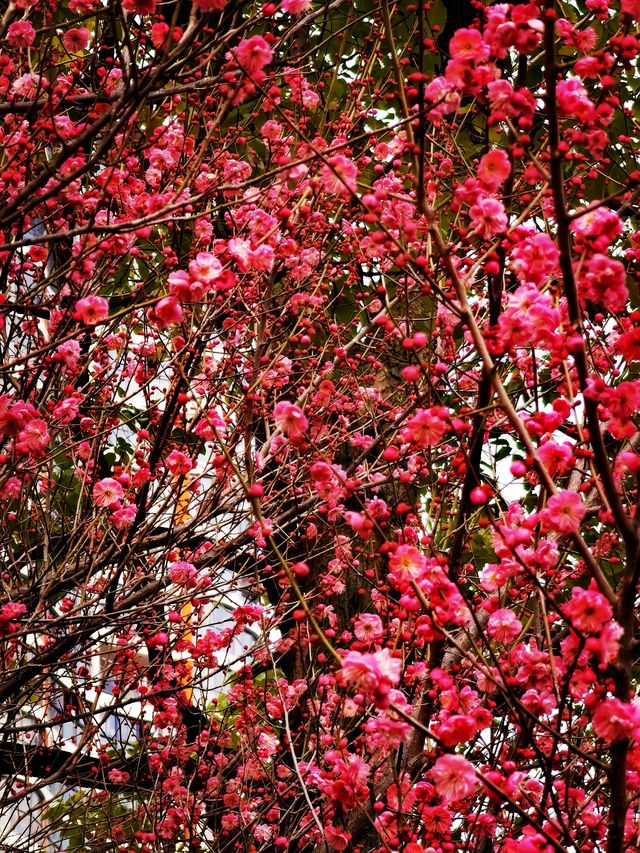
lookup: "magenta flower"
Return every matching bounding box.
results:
[74,296,109,326]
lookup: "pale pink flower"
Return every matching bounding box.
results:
[424,77,460,120]
[273,401,308,444]
[570,207,622,250]
[536,440,573,477]
[344,510,374,540]
[168,269,207,303]
[110,504,136,528]
[341,649,401,705]
[93,477,124,508]
[354,613,384,643]
[437,714,478,747]
[54,339,81,368]
[487,608,522,643]
[388,545,428,586]
[12,72,46,99]
[189,251,222,283]
[165,450,194,476]
[511,233,560,285]
[250,244,275,272]
[586,621,623,667]
[228,238,252,272]
[320,154,358,196]
[16,419,50,455]
[469,196,508,238]
[542,490,585,535]
[169,561,199,588]
[497,284,561,349]
[430,753,478,802]
[74,295,109,325]
[121,0,156,13]
[341,651,380,693]
[52,397,81,424]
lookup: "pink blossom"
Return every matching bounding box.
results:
[0,398,36,437]
[592,697,640,742]
[557,78,595,122]
[150,296,183,328]
[54,339,81,368]
[542,490,585,535]
[234,35,273,77]
[469,196,508,238]
[169,561,199,588]
[16,419,50,455]
[6,21,36,47]
[570,207,622,250]
[344,510,374,539]
[341,649,401,706]
[536,440,573,477]
[150,22,170,47]
[93,477,124,508]
[477,149,511,191]
[487,608,522,643]
[62,28,90,52]
[401,407,449,447]
[449,28,489,61]
[578,253,628,313]
[511,233,560,285]
[273,401,308,444]
[388,545,428,588]
[0,601,27,635]
[430,753,478,802]
[563,585,612,634]
[121,0,157,13]
[74,295,109,326]
[497,284,561,349]
[585,620,623,667]
[189,251,222,283]
[354,613,384,643]
[250,244,275,272]
[227,239,274,274]
[165,450,194,476]
[52,397,81,424]
[110,504,136,528]
[437,714,479,747]
[424,77,460,120]
[168,269,206,303]
[12,73,47,99]
[320,155,358,196]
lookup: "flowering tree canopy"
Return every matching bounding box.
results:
[1,0,640,850]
